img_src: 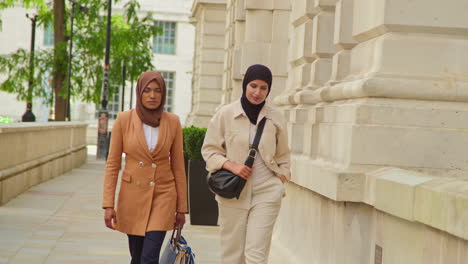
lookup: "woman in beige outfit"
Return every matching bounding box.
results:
[202,64,291,264]
[102,71,187,264]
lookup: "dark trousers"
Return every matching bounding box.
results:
[128,231,167,264]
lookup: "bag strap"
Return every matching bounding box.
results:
[251,117,267,150]
[170,225,183,250]
[244,117,267,168]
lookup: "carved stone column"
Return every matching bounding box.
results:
[186,0,227,127]
[272,0,468,263]
[220,0,245,105]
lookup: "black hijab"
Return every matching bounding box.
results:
[241,64,272,125]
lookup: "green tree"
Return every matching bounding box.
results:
[0,0,161,120]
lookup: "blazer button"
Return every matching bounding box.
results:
[139,161,144,167]
[152,163,157,168]
[149,181,155,187]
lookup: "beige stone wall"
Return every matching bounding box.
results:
[220,0,244,105]
[186,0,227,128]
[270,0,468,263]
[0,122,88,205]
[271,167,468,264]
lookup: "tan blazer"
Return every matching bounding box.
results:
[102,109,187,236]
[202,100,291,209]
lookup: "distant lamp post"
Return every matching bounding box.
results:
[96,0,112,159]
[22,13,38,122]
[66,0,88,121]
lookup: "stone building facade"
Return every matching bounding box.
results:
[189,0,468,263]
[186,0,226,127]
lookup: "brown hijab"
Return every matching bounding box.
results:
[135,71,166,127]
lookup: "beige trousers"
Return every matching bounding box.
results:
[218,177,283,264]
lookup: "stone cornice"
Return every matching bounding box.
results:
[0,122,88,134]
[0,144,86,181]
[291,156,468,240]
[191,0,226,18]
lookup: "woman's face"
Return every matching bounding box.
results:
[141,80,162,110]
[245,79,269,105]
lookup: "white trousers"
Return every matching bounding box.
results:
[218,196,282,264]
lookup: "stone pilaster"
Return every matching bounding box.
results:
[220,0,245,105]
[276,0,468,196]
[277,1,338,158]
[329,0,357,84]
[186,0,227,128]
[300,0,468,176]
[271,0,468,263]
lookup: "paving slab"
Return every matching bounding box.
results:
[0,146,221,264]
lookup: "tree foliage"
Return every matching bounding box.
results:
[0,0,161,105]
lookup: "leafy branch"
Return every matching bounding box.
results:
[0,0,161,105]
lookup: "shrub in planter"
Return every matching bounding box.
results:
[183,126,218,226]
[183,126,207,161]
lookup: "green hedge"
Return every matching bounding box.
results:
[0,117,12,123]
[182,126,207,160]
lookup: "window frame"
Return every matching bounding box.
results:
[43,23,54,46]
[159,71,176,113]
[152,21,177,55]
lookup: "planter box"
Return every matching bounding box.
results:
[184,154,189,214]
[188,159,218,226]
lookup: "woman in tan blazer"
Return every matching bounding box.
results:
[202,64,291,264]
[102,71,187,264]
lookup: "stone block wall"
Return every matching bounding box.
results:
[0,122,88,205]
[271,168,468,264]
[270,0,468,263]
[186,0,227,128]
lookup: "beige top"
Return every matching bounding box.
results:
[249,123,275,186]
[202,100,291,209]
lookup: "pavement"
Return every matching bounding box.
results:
[0,146,221,264]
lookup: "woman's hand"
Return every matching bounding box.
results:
[223,160,252,180]
[175,212,186,228]
[104,208,117,230]
[279,175,287,184]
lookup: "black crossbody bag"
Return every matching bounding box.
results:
[207,117,267,199]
